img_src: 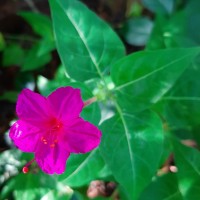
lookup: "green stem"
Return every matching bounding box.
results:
[4,34,39,43]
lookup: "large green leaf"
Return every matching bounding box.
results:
[59,149,108,187]
[100,110,164,200]
[172,137,200,199]
[111,48,200,113]
[139,173,183,200]
[161,64,200,131]
[49,0,125,81]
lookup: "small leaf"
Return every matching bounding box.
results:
[111,48,200,113]
[2,44,25,66]
[19,12,53,39]
[22,44,51,71]
[49,0,125,81]
[100,110,164,200]
[0,91,19,103]
[19,12,55,55]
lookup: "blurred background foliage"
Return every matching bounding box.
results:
[0,0,200,199]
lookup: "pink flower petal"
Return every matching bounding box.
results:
[9,120,40,152]
[35,143,70,174]
[62,118,101,153]
[16,89,49,125]
[47,87,84,120]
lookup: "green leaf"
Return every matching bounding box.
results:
[22,43,51,71]
[146,12,198,50]
[111,48,200,113]
[0,32,5,51]
[121,17,153,46]
[19,12,53,39]
[172,137,200,199]
[59,149,107,187]
[2,44,25,66]
[0,91,19,103]
[1,172,56,200]
[38,38,55,56]
[41,187,72,200]
[185,0,200,45]
[19,12,55,55]
[100,110,164,200]
[49,0,125,81]
[161,64,200,131]
[147,1,200,50]
[142,0,174,14]
[139,173,183,200]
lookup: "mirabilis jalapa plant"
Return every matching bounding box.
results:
[7,0,200,199]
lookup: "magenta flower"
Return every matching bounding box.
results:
[9,87,101,174]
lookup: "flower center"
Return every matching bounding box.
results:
[40,118,63,148]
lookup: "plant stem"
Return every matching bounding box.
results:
[84,97,97,107]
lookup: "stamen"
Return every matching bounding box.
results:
[22,166,29,174]
[22,158,35,174]
[40,118,62,148]
[41,137,48,144]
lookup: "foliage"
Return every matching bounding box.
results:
[1,0,200,199]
